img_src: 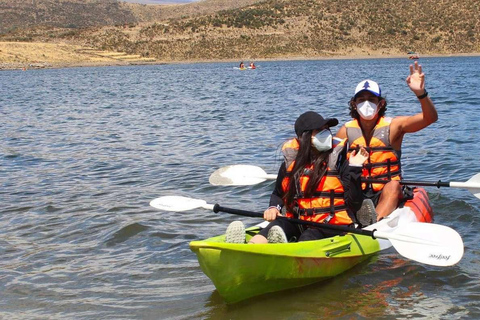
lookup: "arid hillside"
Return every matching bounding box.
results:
[0,0,137,32]
[0,0,261,32]
[1,0,479,66]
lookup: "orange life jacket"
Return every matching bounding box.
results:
[345,117,402,192]
[280,138,353,225]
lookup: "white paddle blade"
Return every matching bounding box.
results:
[150,196,212,212]
[467,173,480,184]
[449,173,480,199]
[468,187,480,199]
[466,173,480,199]
[386,222,464,267]
[209,165,271,186]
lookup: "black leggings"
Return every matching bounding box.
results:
[258,218,346,242]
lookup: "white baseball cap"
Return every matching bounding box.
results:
[354,80,382,97]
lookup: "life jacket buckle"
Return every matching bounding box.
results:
[323,213,334,223]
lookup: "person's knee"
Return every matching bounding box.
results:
[384,180,402,196]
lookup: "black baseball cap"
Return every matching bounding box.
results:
[294,111,338,137]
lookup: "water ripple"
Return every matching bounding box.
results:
[1,57,480,319]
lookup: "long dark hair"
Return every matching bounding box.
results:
[348,96,387,120]
[284,130,331,213]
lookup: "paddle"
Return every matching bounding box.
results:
[209,165,277,186]
[149,195,464,267]
[209,165,480,198]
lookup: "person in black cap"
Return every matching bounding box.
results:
[335,61,438,222]
[225,111,368,244]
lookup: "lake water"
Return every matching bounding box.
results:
[1,57,480,319]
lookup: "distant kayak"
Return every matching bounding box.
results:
[408,51,420,59]
[233,67,248,70]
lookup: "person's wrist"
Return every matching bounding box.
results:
[417,90,428,99]
[349,163,363,167]
[268,205,281,211]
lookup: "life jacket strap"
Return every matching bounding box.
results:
[364,160,400,169]
[307,191,345,198]
[348,146,394,153]
[370,172,402,180]
[296,205,347,216]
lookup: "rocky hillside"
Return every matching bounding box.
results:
[1,0,479,62]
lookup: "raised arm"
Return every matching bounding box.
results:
[390,61,438,147]
[397,61,438,132]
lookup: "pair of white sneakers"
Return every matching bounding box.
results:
[225,221,288,244]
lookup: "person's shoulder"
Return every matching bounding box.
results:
[342,119,359,129]
[281,137,299,150]
[335,125,348,138]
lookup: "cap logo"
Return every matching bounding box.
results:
[355,79,380,97]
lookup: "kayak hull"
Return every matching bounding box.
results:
[191,230,380,303]
[189,188,433,303]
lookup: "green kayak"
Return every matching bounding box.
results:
[190,227,381,303]
[189,188,434,303]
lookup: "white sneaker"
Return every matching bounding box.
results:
[356,199,377,226]
[225,221,245,244]
[267,226,288,243]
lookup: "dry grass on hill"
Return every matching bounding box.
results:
[0,0,479,68]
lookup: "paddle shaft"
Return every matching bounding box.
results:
[364,179,450,188]
[213,204,376,238]
[212,165,480,190]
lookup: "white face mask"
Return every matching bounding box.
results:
[357,101,378,120]
[312,129,332,152]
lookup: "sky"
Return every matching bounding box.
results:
[120,0,198,4]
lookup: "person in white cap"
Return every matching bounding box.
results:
[335,61,438,222]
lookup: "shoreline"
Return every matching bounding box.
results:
[0,53,480,71]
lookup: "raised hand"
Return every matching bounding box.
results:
[406,60,425,95]
[349,146,368,166]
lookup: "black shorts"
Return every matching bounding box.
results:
[363,189,383,206]
[258,219,302,242]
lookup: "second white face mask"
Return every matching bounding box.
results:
[357,101,378,120]
[312,129,332,152]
